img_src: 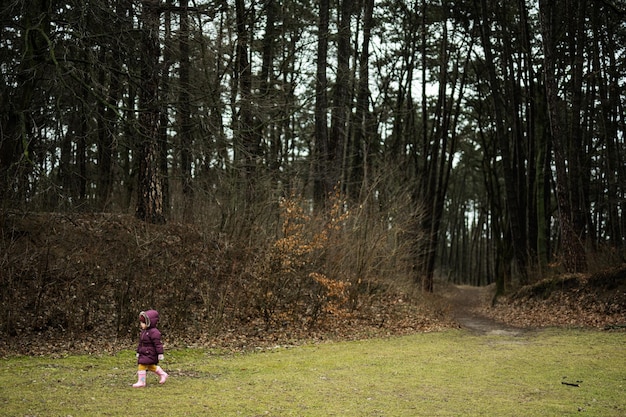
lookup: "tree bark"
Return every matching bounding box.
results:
[475,0,529,283]
[352,0,374,200]
[136,0,166,224]
[179,0,194,222]
[234,0,258,210]
[330,0,354,197]
[0,0,52,204]
[539,0,586,272]
[313,0,330,208]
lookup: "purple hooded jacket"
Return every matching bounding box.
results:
[136,310,164,365]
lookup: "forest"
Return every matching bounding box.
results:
[1,0,625,346]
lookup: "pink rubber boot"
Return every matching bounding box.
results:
[132,370,147,388]
[155,366,169,384]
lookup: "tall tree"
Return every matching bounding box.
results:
[539,0,586,272]
[591,3,625,250]
[418,1,470,292]
[179,0,194,221]
[136,0,166,224]
[330,0,354,196]
[351,0,375,199]
[0,0,52,205]
[233,0,258,211]
[475,0,530,283]
[314,0,330,208]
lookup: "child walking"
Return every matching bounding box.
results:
[132,309,169,388]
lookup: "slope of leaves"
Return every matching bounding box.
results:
[480,266,626,329]
[0,211,453,357]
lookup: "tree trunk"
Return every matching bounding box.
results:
[313,0,330,208]
[96,44,120,211]
[136,0,166,224]
[591,6,623,249]
[0,0,51,204]
[234,0,258,211]
[539,0,586,272]
[476,0,529,283]
[178,0,194,222]
[158,0,173,219]
[352,0,374,200]
[330,0,353,197]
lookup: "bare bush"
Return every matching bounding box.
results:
[0,189,436,352]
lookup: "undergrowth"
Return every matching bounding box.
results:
[0,191,439,356]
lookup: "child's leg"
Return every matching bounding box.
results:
[146,364,168,384]
[154,365,169,384]
[133,364,148,388]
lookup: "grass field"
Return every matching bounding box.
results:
[1,328,624,416]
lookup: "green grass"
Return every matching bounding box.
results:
[1,329,625,416]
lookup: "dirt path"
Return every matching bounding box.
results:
[443,284,522,336]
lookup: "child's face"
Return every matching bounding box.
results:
[140,322,147,329]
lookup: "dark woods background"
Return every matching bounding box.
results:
[1,0,625,344]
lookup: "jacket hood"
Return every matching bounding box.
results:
[139,310,160,328]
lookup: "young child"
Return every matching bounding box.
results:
[132,309,169,388]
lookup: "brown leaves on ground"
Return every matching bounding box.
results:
[179,294,453,352]
[0,293,454,357]
[478,266,626,329]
